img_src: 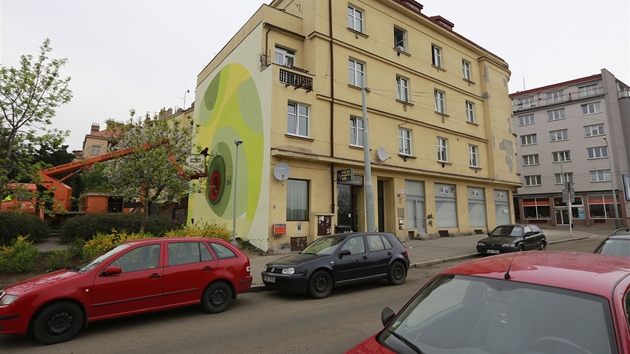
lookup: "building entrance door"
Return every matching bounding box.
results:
[337,185,357,232]
[555,208,569,225]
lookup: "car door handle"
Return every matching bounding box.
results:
[203,266,213,271]
[149,273,162,278]
[362,256,368,260]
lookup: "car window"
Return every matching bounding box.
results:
[341,236,365,254]
[112,244,160,272]
[382,235,393,250]
[596,239,630,256]
[208,242,237,259]
[168,242,203,266]
[366,235,385,252]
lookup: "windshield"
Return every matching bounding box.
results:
[379,275,616,354]
[300,236,345,255]
[77,244,131,273]
[489,226,523,237]
[595,239,630,256]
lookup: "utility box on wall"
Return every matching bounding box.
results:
[272,224,286,236]
[317,214,332,236]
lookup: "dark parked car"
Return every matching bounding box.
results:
[476,224,546,255]
[594,228,630,256]
[0,237,252,344]
[262,232,410,298]
[347,252,630,354]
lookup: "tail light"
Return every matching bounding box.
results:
[402,249,409,259]
[246,259,251,274]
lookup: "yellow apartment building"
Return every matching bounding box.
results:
[189,0,520,253]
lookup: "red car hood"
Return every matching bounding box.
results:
[4,269,81,295]
[346,335,395,354]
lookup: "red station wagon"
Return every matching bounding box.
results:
[0,237,252,344]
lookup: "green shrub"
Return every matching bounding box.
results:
[0,236,40,273]
[0,212,50,246]
[81,230,155,261]
[43,250,76,271]
[59,213,182,244]
[163,222,232,241]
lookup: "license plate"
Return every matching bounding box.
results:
[487,249,500,254]
[263,276,276,283]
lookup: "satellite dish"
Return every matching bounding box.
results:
[377,147,390,162]
[274,162,290,181]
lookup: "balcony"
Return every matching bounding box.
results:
[280,68,312,92]
[512,87,603,112]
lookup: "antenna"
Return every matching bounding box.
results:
[504,251,518,280]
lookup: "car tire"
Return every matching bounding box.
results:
[539,241,547,251]
[32,302,84,345]
[388,261,407,285]
[201,282,233,313]
[517,244,525,252]
[308,270,333,299]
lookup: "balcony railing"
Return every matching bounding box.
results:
[280,68,312,92]
[512,87,603,112]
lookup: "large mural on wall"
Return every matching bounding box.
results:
[191,63,264,239]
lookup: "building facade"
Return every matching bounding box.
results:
[189,0,520,253]
[511,69,630,227]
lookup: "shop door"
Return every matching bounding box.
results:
[337,185,357,232]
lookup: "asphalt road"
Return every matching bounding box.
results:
[0,236,604,353]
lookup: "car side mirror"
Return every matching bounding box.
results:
[381,307,396,326]
[339,249,351,258]
[101,265,122,276]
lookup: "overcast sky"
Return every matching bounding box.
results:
[2,0,628,151]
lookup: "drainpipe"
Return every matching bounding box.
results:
[329,0,336,215]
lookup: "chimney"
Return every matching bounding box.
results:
[91,123,100,134]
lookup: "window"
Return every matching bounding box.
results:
[366,234,391,252]
[578,83,598,98]
[91,145,101,156]
[521,134,537,146]
[349,59,365,87]
[287,179,309,221]
[434,90,446,113]
[350,116,364,147]
[550,129,568,142]
[588,194,620,219]
[547,108,565,121]
[546,91,563,103]
[517,97,535,109]
[523,198,551,218]
[396,76,409,102]
[581,102,602,115]
[114,244,160,272]
[398,128,412,155]
[347,5,364,32]
[469,145,479,167]
[518,114,534,126]
[465,101,475,123]
[287,102,309,137]
[274,47,295,67]
[208,242,237,259]
[591,170,611,182]
[341,235,366,254]
[437,137,448,162]
[584,124,605,137]
[554,172,573,185]
[431,45,442,68]
[168,242,210,266]
[587,146,608,159]
[522,154,539,166]
[552,150,571,162]
[462,60,471,80]
[524,175,542,186]
[394,27,406,51]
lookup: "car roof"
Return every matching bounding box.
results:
[440,251,630,297]
[123,237,226,244]
[605,234,630,240]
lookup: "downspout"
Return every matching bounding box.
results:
[329,0,336,215]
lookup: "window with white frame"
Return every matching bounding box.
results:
[434,90,446,113]
[350,116,364,147]
[347,5,364,32]
[584,124,605,137]
[522,154,539,166]
[518,114,534,126]
[465,101,475,123]
[587,146,608,159]
[588,194,620,219]
[581,102,602,115]
[469,144,479,167]
[437,137,448,162]
[91,145,101,156]
[396,76,409,102]
[554,172,573,185]
[517,97,535,109]
[546,91,563,103]
[521,134,537,146]
[287,179,309,221]
[547,108,565,121]
[550,129,568,142]
[431,45,442,68]
[552,150,571,162]
[287,102,309,137]
[398,128,412,155]
[349,59,365,87]
[578,83,598,98]
[462,60,471,80]
[394,27,406,51]
[274,47,295,67]
[524,175,542,186]
[590,170,611,182]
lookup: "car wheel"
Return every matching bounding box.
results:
[201,282,233,313]
[308,270,333,299]
[517,244,525,252]
[32,302,84,345]
[388,261,407,285]
[539,241,547,251]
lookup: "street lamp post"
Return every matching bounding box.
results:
[604,137,622,228]
[232,139,243,246]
